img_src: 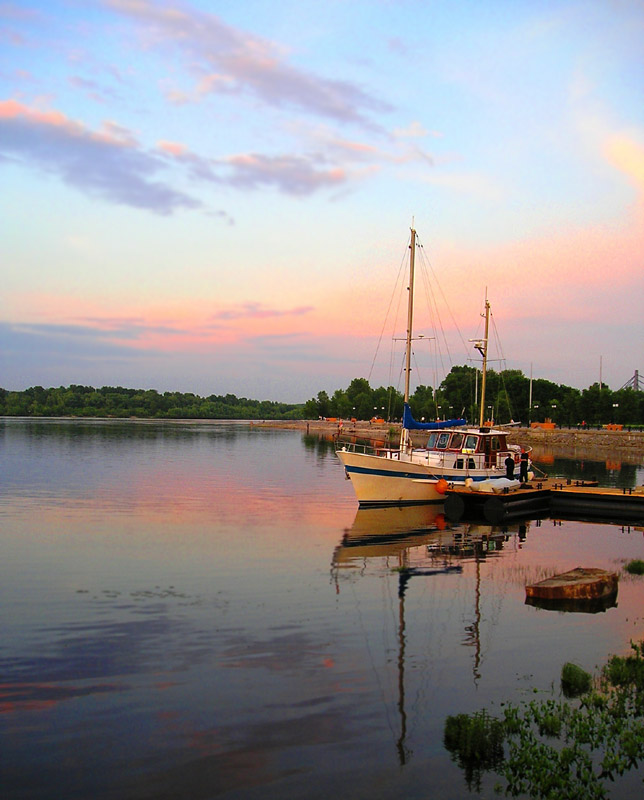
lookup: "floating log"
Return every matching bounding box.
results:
[526,567,618,605]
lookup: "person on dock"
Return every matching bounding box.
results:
[505,453,515,480]
[519,449,529,482]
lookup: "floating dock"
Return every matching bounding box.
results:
[444,478,644,524]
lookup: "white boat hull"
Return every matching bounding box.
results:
[336,447,515,506]
[337,449,448,505]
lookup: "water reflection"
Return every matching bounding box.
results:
[331,505,536,763]
[334,506,525,569]
[531,448,643,488]
[301,432,338,458]
[1,421,644,799]
[0,418,351,526]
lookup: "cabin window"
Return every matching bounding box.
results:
[450,433,464,450]
[427,433,437,449]
[491,436,501,451]
[464,435,478,451]
[455,458,464,469]
[436,433,450,449]
[468,458,476,469]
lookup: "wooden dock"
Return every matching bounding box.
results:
[444,478,644,524]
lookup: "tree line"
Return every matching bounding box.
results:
[302,366,644,427]
[1,366,642,425]
[0,385,302,420]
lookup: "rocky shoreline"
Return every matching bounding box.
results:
[252,419,644,457]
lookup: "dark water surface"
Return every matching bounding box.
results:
[1,419,643,799]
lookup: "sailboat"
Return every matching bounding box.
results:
[336,227,529,506]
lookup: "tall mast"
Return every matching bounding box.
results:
[400,227,416,452]
[404,227,416,404]
[478,293,490,427]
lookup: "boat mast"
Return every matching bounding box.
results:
[404,227,416,405]
[401,228,416,450]
[478,293,490,427]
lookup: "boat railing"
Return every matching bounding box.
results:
[336,440,400,458]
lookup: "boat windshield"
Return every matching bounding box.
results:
[449,433,464,450]
[427,433,437,449]
[463,434,478,451]
[436,433,451,449]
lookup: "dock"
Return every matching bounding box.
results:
[444,478,644,524]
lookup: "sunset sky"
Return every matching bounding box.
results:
[1,0,642,402]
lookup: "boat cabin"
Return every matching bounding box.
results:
[425,428,511,469]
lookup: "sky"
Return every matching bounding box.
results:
[1,0,642,402]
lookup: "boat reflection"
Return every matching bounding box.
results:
[334,505,528,568]
[331,505,530,766]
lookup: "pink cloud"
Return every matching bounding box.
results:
[2,294,321,358]
[221,153,346,194]
[211,303,314,321]
[157,139,188,157]
[157,138,350,195]
[0,98,76,129]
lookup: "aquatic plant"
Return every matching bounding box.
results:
[602,640,644,695]
[443,710,505,791]
[561,662,592,698]
[444,640,644,798]
[625,559,644,575]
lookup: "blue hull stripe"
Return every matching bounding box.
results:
[344,464,489,483]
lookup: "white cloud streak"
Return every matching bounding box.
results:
[105,0,391,127]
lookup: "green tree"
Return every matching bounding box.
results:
[345,378,374,419]
[329,388,351,418]
[410,384,436,421]
[439,366,478,422]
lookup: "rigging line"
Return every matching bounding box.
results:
[411,348,423,391]
[415,233,471,360]
[395,348,406,399]
[414,248,451,376]
[490,311,516,420]
[425,275,451,380]
[367,238,409,385]
[417,265,448,380]
[388,337,397,399]
[348,579,399,747]
[489,310,507,365]
[388,294,406,396]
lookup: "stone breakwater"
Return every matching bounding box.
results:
[505,427,644,454]
[251,420,644,456]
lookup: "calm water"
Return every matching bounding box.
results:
[1,419,644,799]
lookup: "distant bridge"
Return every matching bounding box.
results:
[620,370,642,391]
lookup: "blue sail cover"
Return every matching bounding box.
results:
[403,402,467,431]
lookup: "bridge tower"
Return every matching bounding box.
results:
[619,370,642,391]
